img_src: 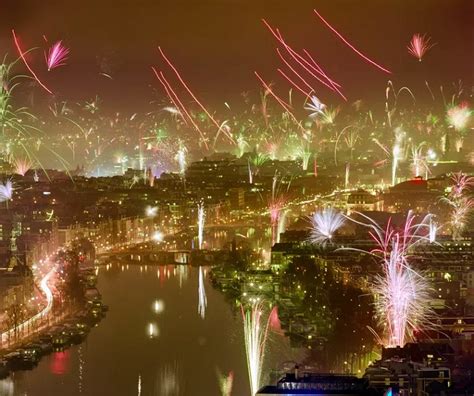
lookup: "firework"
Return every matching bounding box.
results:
[350,211,434,347]
[13,157,33,176]
[450,172,474,199]
[442,196,474,240]
[241,302,273,396]
[441,173,474,240]
[198,266,207,319]
[263,21,346,99]
[146,206,158,217]
[277,68,311,98]
[313,9,391,74]
[410,143,429,178]
[175,144,187,175]
[319,106,339,125]
[309,208,345,245]
[428,219,438,243]
[446,103,471,132]
[304,95,326,119]
[391,144,401,186]
[407,34,435,62]
[297,145,311,171]
[345,162,350,189]
[0,180,14,203]
[158,47,233,143]
[197,202,205,250]
[268,174,288,245]
[11,30,53,94]
[45,41,70,71]
[254,72,297,124]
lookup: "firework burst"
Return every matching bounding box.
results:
[348,211,434,347]
[309,208,345,246]
[0,179,14,205]
[45,41,70,71]
[446,104,472,132]
[407,34,435,62]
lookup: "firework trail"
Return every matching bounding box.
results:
[277,68,311,98]
[241,302,274,396]
[153,68,208,148]
[45,41,69,71]
[348,211,434,347]
[309,208,345,246]
[263,20,346,100]
[158,47,234,144]
[197,202,205,250]
[407,34,435,62]
[276,48,315,94]
[254,72,305,135]
[198,266,207,319]
[152,68,190,126]
[11,30,53,94]
[313,9,392,74]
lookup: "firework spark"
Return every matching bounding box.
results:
[45,41,70,71]
[309,208,345,245]
[407,34,435,62]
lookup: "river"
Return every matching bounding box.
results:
[1,264,305,396]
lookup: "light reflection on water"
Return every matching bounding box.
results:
[3,264,305,396]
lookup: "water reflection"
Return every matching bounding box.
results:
[0,378,14,396]
[9,264,305,395]
[197,266,207,319]
[147,322,159,339]
[152,299,165,314]
[158,361,183,396]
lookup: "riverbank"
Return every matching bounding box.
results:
[0,267,107,379]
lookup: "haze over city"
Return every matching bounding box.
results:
[0,1,472,395]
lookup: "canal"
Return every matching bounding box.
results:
[2,264,305,396]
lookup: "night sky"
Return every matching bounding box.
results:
[1,0,473,111]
